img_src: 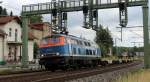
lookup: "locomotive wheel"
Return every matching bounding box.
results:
[72,64,79,70]
[60,65,68,71]
[45,65,56,72]
[50,68,56,72]
[100,61,108,66]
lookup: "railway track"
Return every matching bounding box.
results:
[0,61,142,82]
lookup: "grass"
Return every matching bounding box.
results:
[116,69,150,82]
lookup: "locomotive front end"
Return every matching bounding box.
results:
[39,35,66,70]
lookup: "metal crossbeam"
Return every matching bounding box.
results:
[22,0,146,15]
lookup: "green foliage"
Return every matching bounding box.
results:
[133,46,144,52]
[0,6,8,16]
[112,46,144,56]
[0,6,2,15]
[2,8,7,15]
[95,25,113,57]
[10,11,13,16]
[33,42,39,59]
[29,15,43,23]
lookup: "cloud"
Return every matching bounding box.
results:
[68,26,96,41]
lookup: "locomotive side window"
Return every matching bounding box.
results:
[84,42,87,46]
[93,50,96,55]
[71,39,77,45]
[88,42,91,46]
[86,49,89,55]
[77,40,83,45]
[78,48,81,55]
[89,50,92,55]
[79,41,83,45]
[73,48,76,54]
[84,42,91,46]
[77,40,80,45]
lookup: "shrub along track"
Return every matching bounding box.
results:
[0,61,142,82]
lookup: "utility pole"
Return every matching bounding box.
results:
[142,2,150,68]
[114,38,122,56]
[21,16,29,68]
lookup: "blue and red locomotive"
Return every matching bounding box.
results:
[39,34,101,71]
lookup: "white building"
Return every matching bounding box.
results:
[0,16,36,65]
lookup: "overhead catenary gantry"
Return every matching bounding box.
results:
[21,0,149,68]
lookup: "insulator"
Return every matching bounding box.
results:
[62,12,67,20]
[83,6,88,14]
[52,9,57,16]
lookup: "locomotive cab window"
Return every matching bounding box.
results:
[79,41,83,45]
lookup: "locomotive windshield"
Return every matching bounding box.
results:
[39,35,65,48]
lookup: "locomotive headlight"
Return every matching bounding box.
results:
[41,54,44,57]
[56,52,59,56]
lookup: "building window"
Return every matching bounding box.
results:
[15,29,18,41]
[9,28,12,37]
[8,47,11,58]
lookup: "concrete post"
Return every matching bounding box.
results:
[21,16,29,68]
[142,4,150,68]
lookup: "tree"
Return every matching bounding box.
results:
[95,25,113,57]
[0,7,8,16]
[2,8,8,15]
[33,42,39,59]
[10,11,13,16]
[0,6,2,15]
[29,15,43,23]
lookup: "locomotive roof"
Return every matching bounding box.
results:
[42,34,99,47]
[45,34,91,41]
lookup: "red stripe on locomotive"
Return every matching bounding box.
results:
[39,36,65,48]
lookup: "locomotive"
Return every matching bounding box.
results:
[39,34,101,71]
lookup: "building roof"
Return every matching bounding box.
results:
[28,32,37,40]
[0,16,20,26]
[0,29,6,37]
[29,23,45,31]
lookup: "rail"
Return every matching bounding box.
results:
[0,61,142,82]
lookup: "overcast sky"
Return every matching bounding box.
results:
[1,0,149,47]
